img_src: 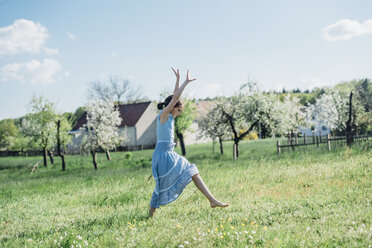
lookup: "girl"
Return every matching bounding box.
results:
[149,68,228,217]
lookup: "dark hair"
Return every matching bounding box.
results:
[157,95,182,110]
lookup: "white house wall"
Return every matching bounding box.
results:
[66,131,84,152]
[184,122,212,144]
[299,119,330,136]
[121,126,136,146]
[135,102,157,146]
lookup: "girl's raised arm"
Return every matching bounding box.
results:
[171,67,180,94]
[160,70,196,123]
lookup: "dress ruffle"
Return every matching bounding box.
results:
[150,162,199,208]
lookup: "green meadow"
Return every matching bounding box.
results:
[0,139,371,247]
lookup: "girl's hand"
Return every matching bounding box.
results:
[171,67,180,80]
[185,70,196,83]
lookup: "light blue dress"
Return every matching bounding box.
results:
[150,110,199,208]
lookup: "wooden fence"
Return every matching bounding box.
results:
[0,144,156,157]
[276,133,372,154]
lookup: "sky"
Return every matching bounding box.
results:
[1,0,372,120]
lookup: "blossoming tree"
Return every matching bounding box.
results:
[22,96,57,167]
[217,83,281,159]
[80,99,122,170]
[306,89,347,132]
[275,94,306,135]
[197,103,230,154]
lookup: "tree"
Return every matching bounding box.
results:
[55,114,72,171]
[88,76,146,105]
[174,99,196,156]
[1,117,34,151]
[217,82,280,159]
[305,88,371,134]
[0,119,19,150]
[275,94,306,135]
[355,78,372,112]
[80,99,122,170]
[306,89,346,132]
[74,106,86,121]
[62,112,77,129]
[334,79,372,132]
[22,96,57,167]
[197,103,230,154]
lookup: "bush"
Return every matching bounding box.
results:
[124,152,133,160]
[139,158,151,168]
[246,131,258,140]
[234,129,259,140]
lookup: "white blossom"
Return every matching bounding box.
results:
[274,94,306,134]
[80,99,123,154]
[306,89,347,131]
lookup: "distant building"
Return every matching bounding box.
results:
[183,100,214,145]
[69,101,158,150]
[298,119,330,136]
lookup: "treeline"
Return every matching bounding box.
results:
[197,79,371,159]
[0,105,84,152]
[0,77,371,163]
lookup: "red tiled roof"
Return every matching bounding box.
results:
[72,101,152,131]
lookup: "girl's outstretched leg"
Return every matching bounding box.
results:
[192,174,229,208]
[148,206,156,217]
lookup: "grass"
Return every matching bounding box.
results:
[0,139,371,247]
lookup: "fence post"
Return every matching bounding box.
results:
[316,136,319,147]
[233,144,236,160]
[312,131,315,144]
[304,133,307,145]
[277,140,281,154]
[295,133,298,145]
[327,134,331,151]
[290,137,294,151]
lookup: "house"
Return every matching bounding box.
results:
[69,101,158,150]
[183,100,214,145]
[298,119,331,137]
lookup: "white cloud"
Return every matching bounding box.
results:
[43,47,59,55]
[322,19,372,41]
[67,31,76,40]
[0,59,63,85]
[0,19,50,56]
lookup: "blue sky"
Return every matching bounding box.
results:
[1,0,372,120]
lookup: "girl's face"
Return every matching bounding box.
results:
[171,105,184,118]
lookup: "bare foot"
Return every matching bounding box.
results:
[148,207,156,218]
[210,200,229,208]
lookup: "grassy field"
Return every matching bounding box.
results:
[0,139,371,247]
